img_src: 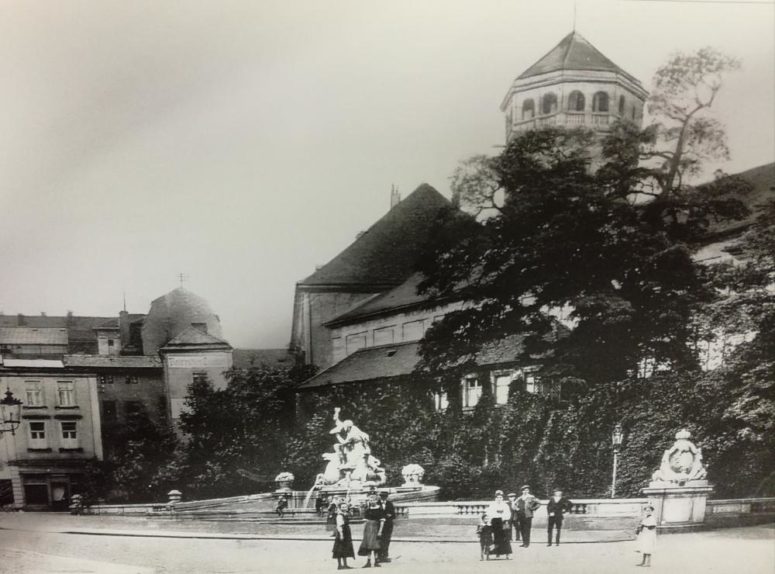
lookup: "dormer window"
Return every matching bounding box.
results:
[191,322,208,334]
[568,91,585,112]
[542,93,558,115]
[592,91,609,112]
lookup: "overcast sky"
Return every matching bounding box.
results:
[0,0,773,349]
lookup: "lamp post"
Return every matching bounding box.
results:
[0,387,23,435]
[611,423,624,498]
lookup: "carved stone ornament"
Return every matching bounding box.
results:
[651,429,708,485]
[401,464,425,486]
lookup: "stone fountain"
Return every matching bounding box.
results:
[274,407,438,513]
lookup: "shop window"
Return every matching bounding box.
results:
[102,400,117,423]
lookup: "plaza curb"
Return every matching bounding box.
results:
[59,528,635,544]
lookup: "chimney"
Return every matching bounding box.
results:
[390,184,401,209]
[17,313,26,326]
[40,311,47,317]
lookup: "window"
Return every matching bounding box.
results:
[542,93,558,115]
[521,99,535,120]
[631,105,637,120]
[592,91,609,112]
[191,322,208,334]
[433,391,449,412]
[493,373,512,405]
[618,95,625,115]
[25,381,44,407]
[98,375,114,385]
[29,421,47,448]
[107,339,114,347]
[102,400,117,423]
[124,401,144,418]
[57,382,75,407]
[463,376,482,408]
[525,372,540,394]
[192,371,209,386]
[568,91,585,112]
[124,376,138,385]
[60,421,78,448]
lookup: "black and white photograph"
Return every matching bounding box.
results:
[0,1,773,572]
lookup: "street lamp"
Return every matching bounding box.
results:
[0,387,22,435]
[611,423,624,498]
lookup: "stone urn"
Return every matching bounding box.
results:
[401,464,425,487]
[274,472,295,490]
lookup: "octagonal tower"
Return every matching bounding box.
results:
[501,31,648,142]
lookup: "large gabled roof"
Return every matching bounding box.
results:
[299,184,454,288]
[518,31,637,81]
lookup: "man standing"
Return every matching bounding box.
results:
[377,490,396,563]
[516,485,540,547]
[546,489,573,546]
[506,492,520,542]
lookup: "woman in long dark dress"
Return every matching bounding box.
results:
[486,490,512,558]
[332,502,355,570]
[357,493,385,567]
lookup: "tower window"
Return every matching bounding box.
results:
[522,99,535,120]
[592,91,609,113]
[568,91,585,112]
[542,93,558,115]
[618,95,626,115]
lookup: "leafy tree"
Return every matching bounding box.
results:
[162,364,307,499]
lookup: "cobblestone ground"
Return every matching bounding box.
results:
[0,516,771,574]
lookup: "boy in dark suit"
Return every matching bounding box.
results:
[377,490,396,563]
[546,489,573,546]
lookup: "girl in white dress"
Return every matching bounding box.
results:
[636,504,657,567]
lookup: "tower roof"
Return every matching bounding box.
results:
[299,184,454,288]
[518,31,635,81]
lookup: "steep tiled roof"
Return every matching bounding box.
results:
[299,335,526,390]
[299,342,421,389]
[325,273,434,326]
[299,184,454,287]
[0,327,68,345]
[63,354,162,369]
[232,348,293,370]
[161,327,231,351]
[518,31,636,81]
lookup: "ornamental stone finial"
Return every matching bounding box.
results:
[651,429,708,485]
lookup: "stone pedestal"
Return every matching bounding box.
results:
[642,481,714,527]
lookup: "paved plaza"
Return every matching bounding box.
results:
[0,513,772,574]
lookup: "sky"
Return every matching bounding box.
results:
[0,0,773,349]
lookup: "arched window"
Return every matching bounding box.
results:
[568,91,585,112]
[542,93,558,115]
[592,91,609,113]
[522,99,535,120]
[618,95,625,115]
